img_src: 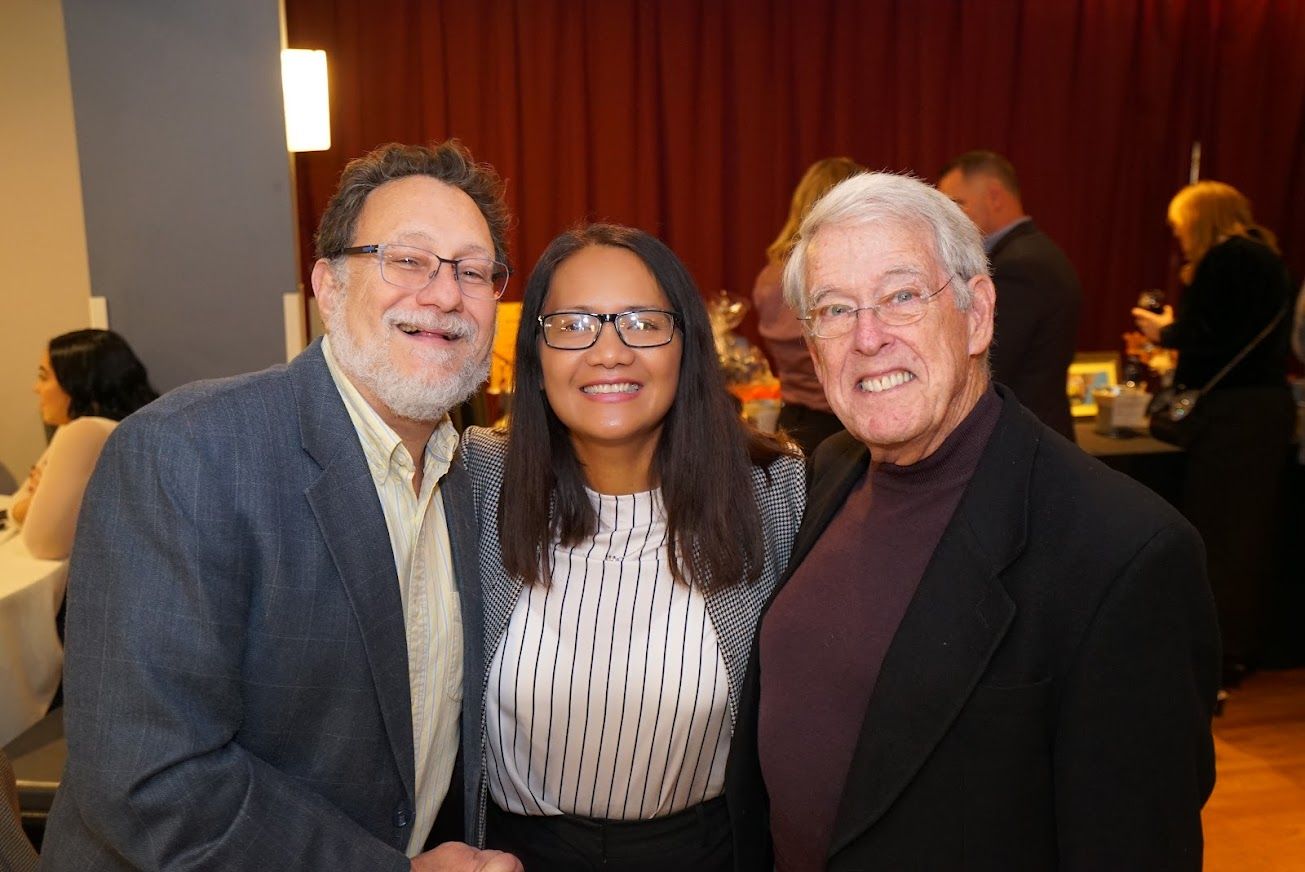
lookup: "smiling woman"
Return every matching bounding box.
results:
[460,223,805,871]
[535,244,684,490]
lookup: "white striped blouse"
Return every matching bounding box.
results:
[485,487,732,820]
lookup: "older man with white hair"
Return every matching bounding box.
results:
[726,172,1219,871]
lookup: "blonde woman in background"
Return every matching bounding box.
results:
[752,157,863,454]
[1133,180,1294,693]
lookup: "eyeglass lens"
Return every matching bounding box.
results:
[377,244,508,299]
[807,279,951,337]
[541,310,678,349]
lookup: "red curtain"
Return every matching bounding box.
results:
[286,0,1305,353]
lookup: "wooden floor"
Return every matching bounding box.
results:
[1203,668,1305,871]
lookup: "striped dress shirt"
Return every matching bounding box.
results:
[322,337,463,856]
[485,487,731,821]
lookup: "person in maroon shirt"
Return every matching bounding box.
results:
[724,172,1220,871]
[752,156,863,454]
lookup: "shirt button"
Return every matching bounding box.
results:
[394,804,410,828]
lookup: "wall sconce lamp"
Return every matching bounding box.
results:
[281,49,330,153]
[281,48,330,359]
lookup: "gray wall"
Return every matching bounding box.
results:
[62,0,298,392]
[0,0,93,489]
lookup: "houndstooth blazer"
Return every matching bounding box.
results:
[1,751,37,872]
[461,426,805,844]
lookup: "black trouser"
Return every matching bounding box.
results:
[485,796,732,872]
[1181,386,1295,680]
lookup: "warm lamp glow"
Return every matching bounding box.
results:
[489,303,523,395]
[281,49,330,152]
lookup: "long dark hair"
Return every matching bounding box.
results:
[501,223,796,588]
[48,329,158,421]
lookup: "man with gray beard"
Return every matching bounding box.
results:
[43,142,522,872]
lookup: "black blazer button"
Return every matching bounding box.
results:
[394,805,410,828]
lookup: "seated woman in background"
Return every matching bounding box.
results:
[463,224,805,871]
[11,329,157,560]
[1132,180,1295,691]
[752,156,863,454]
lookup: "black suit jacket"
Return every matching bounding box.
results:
[988,220,1082,440]
[726,386,1219,871]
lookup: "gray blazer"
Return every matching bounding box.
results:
[460,427,805,845]
[41,340,484,871]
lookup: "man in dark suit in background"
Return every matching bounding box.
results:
[42,142,521,872]
[727,171,1219,871]
[938,150,1082,440]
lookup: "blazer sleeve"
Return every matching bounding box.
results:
[1052,521,1219,871]
[59,414,409,872]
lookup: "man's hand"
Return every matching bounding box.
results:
[411,841,524,872]
[1131,304,1174,343]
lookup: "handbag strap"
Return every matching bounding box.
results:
[1193,304,1288,397]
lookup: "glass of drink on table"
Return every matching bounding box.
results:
[1137,289,1166,314]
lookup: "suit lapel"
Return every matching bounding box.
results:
[442,454,482,693]
[784,435,871,583]
[293,342,416,803]
[441,450,483,837]
[827,389,1038,857]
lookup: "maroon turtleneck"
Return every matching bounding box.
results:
[758,388,1001,871]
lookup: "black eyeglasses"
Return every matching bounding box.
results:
[340,243,509,300]
[538,309,681,350]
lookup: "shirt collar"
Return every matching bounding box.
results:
[321,335,458,489]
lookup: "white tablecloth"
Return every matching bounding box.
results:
[0,502,68,746]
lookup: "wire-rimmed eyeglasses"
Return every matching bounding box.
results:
[538,309,681,350]
[340,243,509,300]
[799,277,953,339]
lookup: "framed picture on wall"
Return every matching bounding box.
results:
[1066,352,1119,418]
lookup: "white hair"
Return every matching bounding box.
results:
[782,171,990,316]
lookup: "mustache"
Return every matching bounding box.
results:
[383,309,476,340]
